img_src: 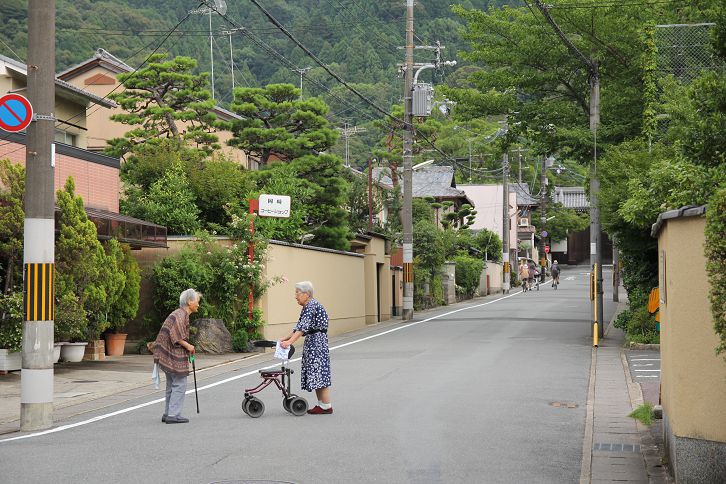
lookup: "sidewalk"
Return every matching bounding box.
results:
[585,299,671,483]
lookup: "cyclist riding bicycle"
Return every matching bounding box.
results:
[551,260,561,289]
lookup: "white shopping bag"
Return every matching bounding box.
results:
[151,362,160,389]
[274,341,290,360]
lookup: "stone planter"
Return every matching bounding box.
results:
[0,348,21,372]
[105,333,127,356]
[83,340,105,361]
[60,342,87,362]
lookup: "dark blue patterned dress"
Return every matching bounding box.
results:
[294,298,332,391]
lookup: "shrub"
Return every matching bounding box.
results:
[0,291,23,351]
[232,329,249,353]
[454,255,484,297]
[705,187,726,356]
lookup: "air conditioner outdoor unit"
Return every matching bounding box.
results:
[518,218,530,227]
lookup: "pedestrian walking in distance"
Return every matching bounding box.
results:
[152,288,200,424]
[280,281,333,414]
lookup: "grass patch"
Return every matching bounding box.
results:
[629,403,654,426]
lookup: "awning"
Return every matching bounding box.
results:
[55,207,168,249]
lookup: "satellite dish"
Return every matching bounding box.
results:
[213,0,227,16]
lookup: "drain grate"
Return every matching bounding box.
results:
[593,443,641,453]
[550,401,578,408]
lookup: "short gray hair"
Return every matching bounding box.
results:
[179,288,201,308]
[295,281,314,297]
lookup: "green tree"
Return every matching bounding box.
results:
[55,178,105,341]
[106,54,219,158]
[288,154,351,251]
[226,84,338,166]
[122,162,202,235]
[532,203,589,243]
[105,240,141,333]
[0,159,24,293]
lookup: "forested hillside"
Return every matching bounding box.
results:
[1,1,509,108]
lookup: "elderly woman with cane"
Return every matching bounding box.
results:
[152,288,200,424]
[280,281,333,414]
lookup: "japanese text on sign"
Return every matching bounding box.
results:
[258,194,291,218]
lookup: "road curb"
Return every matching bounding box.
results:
[580,347,596,484]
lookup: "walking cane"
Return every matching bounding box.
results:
[189,354,199,413]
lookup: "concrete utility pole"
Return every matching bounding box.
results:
[291,67,312,100]
[337,124,367,167]
[21,0,56,431]
[612,237,619,302]
[402,0,414,320]
[368,158,374,231]
[533,0,603,338]
[502,152,511,293]
[539,157,547,273]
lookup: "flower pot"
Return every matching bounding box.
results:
[105,333,127,357]
[53,343,64,364]
[0,349,21,372]
[60,342,87,362]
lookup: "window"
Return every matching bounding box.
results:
[54,129,77,146]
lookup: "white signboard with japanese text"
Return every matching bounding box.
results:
[258,194,291,218]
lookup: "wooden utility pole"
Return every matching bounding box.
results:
[368,158,373,231]
[539,157,547,273]
[21,0,56,431]
[502,152,511,293]
[402,0,414,320]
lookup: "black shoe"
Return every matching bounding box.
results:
[161,414,167,423]
[165,416,189,424]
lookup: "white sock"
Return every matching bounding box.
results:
[319,402,332,410]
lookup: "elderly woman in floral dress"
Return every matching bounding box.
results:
[280,281,332,414]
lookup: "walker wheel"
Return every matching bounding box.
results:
[242,397,251,415]
[283,394,298,413]
[289,396,308,416]
[245,397,265,418]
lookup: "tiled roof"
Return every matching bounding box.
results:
[554,186,589,210]
[0,54,115,108]
[58,48,134,78]
[372,165,472,202]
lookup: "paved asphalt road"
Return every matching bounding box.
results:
[0,265,615,484]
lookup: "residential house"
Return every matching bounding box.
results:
[651,206,726,482]
[373,164,474,229]
[457,183,517,262]
[0,53,166,249]
[346,165,392,229]
[57,48,250,167]
[509,182,540,261]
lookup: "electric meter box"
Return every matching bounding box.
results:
[412,83,434,117]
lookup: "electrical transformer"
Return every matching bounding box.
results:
[412,83,434,117]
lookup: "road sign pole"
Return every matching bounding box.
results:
[21,0,56,431]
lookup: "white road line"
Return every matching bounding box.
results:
[634,369,661,372]
[632,364,654,367]
[636,375,659,378]
[0,290,527,443]
[630,359,660,361]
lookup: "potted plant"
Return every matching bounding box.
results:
[0,291,23,372]
[103,241,140,357]
[55,291,88,363]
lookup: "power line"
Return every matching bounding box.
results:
[549,0,673,8]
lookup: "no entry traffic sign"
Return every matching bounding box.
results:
[0,93,33,133]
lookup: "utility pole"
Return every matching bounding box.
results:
[291,67,312,100]
[21,0,56,431]
[533,0,603,339]
[612,238,619,302]
[337,124,367,167]
[539,157,548,273]
[511,147,528,184]
[402,0,415,320]
[467,138,473,183]
[368,157,374,231]
[502,151,511,293]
